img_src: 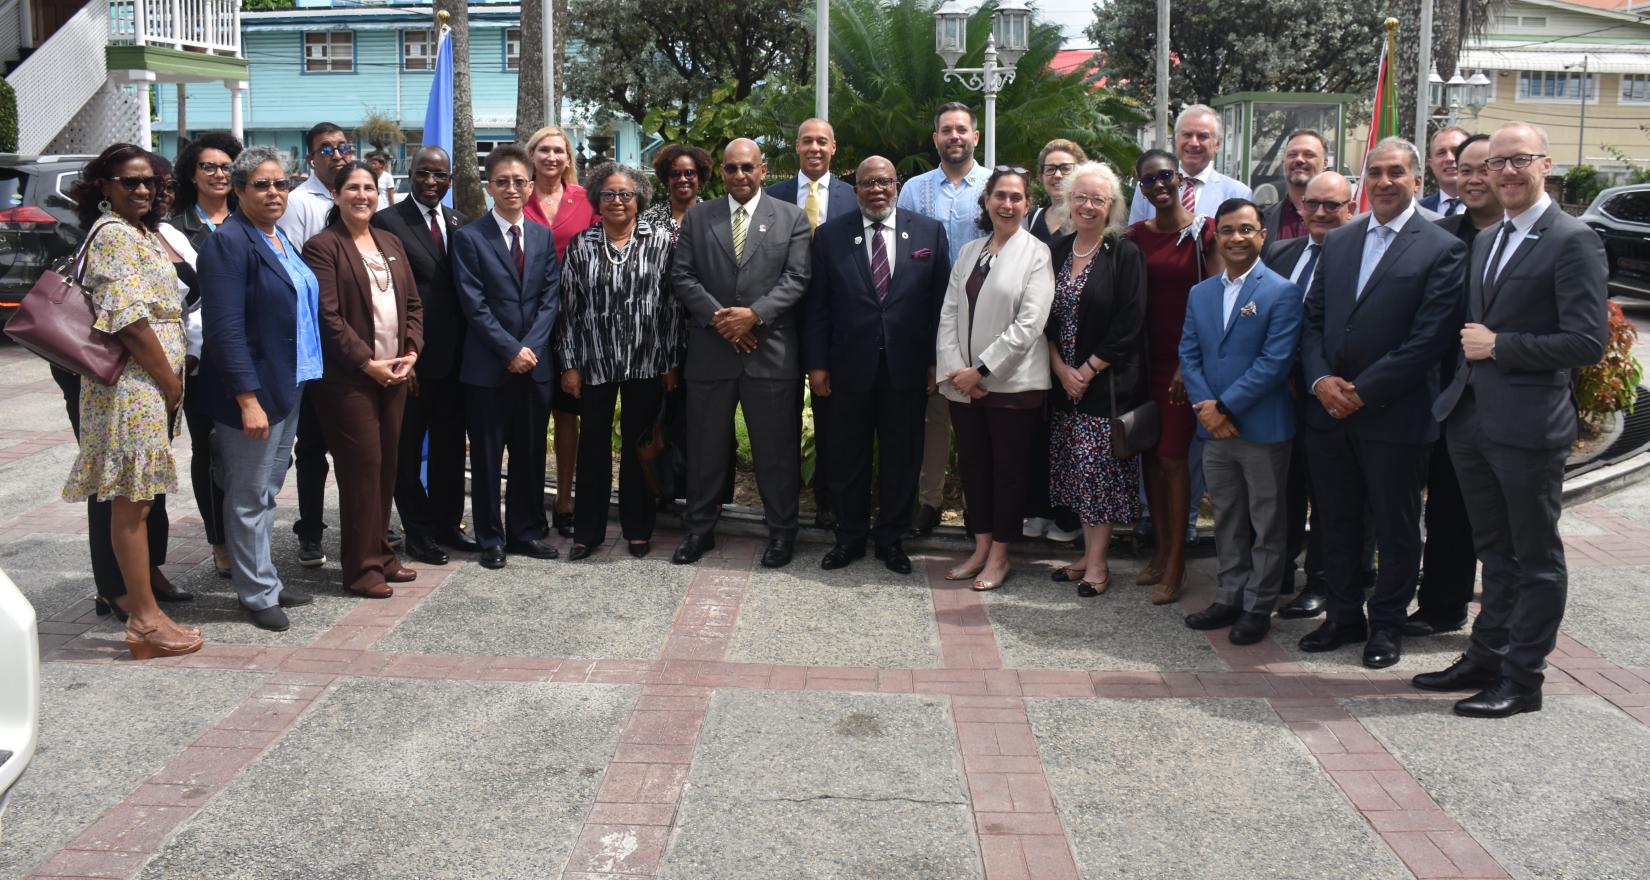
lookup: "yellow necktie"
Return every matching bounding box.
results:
[732,205,747,262]
[804,179,821,231]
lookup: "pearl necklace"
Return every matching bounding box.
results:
[1072,235,1103,259]
[603,225,636,266]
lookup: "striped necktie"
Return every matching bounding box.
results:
[732,206,747,262]
[1180,177,1199,213]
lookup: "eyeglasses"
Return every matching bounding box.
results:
[163,179,178,194]
[1217,224,1262,236]
[1138,169,1179,188]
[489,176,531,191]
[855,177,897,190]
[600,190,637,203]
[315,144,355,158]
[413,169,452,182]
[107,176,159,192]
[1302,198,1350,213]
[1070,193,1110,208]
[995,165,1029,175]
[1485,153,1546,171]
[722,162,760,175]
[667,169,699,181]
[1041,163,1076,176]
[248,178,291,192]
[197,162,231,176]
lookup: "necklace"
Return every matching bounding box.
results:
[1073,236,1102,259]
[363,249,391,293]
[603,226,636,266]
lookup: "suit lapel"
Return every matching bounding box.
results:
[737,198,776,268]
[397,198,443,265]
[1469,229,1493,320]
[1219,271,1262,343]
[240,217,295,291]
[847,219,878,298]
[1484,204,1558,317]
[481,218,520,288]
[703,199,735,267]
[1349,214,1419,315]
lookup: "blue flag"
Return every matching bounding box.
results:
[423,27,455,208]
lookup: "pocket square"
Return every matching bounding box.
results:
[911,247,933,260]
[1240,302,1258,318]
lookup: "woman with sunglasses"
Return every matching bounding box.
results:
[196,146,324,633]
[1126,148,1222,605]
[643,144,712,244]
[556,162,682,560]
[59,144,201,658]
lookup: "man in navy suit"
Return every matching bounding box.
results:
[1299,137,1467,669]
[767,117,859,529]
[1179,199,1303,645]
[1418,126,1470,216]
[803,156,951,574]
[451,145,562,569]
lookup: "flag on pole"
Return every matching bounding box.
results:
[1357,17,1402,213]
[423,25,455,208]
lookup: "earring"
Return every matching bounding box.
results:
[98,199,112,213]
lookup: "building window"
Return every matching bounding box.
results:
[304,31,353,73]
[505,28,521,71]
[1517,69,1595,102]
[403,29,436,71]
[1622,74,1650,104]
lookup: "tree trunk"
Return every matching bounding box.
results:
[516,0,545,143]
[436,0,485,216]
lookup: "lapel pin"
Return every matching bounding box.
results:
[854,236,863,245]
[901,231,909,240]
[758,224,768,233]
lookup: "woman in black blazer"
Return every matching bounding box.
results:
[1042,162,1147,596]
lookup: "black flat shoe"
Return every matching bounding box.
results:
[1076,576,1109,598]
[240,602,290,632]
[1298,620,1367,653]
[627,541,650,559]
[94,596,129,623]
[404,533,449,566]
[1051,566,1084,583]
[506,538,560,560]
[875,542,912,575]
[1413,655,1500,692]
[1277,589,1327,619]
[553,510,575,538]
[433,527,481,553]
[1229,612,1271,645]
[821,543,865,570]
[151,578,193,603]
[568,544,593,561]
[1185,602,1243,631]
[1454,679,1542,718]
[672,534,715,565]
[479,546,507,569]
[1402,611,1469,637]
[762,535,795,569]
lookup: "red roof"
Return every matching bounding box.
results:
[1050,49,1109,88]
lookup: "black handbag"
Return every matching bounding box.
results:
[1108,370,1159,459]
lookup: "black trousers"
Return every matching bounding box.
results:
[52,366,168,602]
[1282,428,1325,592]
[292,390,331,542]
[181,378,226,546]
[826,361,926,548]
[573,378,665,546]
[950,402,1040,544]
[1023,414,1079,530]
[1450,395,1568,687]
[393,375,468,539]
[1305,424,1430,631]
[465,375,550,548]
[1416,426,1477,623]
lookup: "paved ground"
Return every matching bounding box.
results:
[4,337,1650,880]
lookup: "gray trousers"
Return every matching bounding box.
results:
[1204,436,1290,613]
[917,393,951,509]
[684,375,800,536]
[213,385,304,612]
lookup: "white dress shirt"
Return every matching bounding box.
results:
[1356,200,1417,298]
[492,208,526,246]
[728,189,762,218]
[1486,192,1553,282]
[862,211,896,278]
[795,172,831,219]
[275,171,334,250]
[1289,238,1322,294]
[1222,262,1257,329]
[416,199,447,253]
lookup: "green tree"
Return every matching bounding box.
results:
[239,0,294,9]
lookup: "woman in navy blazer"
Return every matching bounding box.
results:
[196,146,325,632]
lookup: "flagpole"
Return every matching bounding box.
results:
[1415,0,1434,152]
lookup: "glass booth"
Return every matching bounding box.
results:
[1211,93,1357,206]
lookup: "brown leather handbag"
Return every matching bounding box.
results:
[1108,370,1160,459]
[3,223,128,384]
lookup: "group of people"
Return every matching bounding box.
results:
[54,102,1605,719]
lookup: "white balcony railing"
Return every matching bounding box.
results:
[107,0,239,55]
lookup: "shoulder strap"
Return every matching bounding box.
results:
[69,218,118,285]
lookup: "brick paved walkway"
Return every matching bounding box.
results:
[3,341,1648,880]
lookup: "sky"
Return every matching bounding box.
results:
[1039,0,1099,48]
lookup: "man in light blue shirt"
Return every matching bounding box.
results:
[1128,104,1253,223]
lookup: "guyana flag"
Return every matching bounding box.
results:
[1357,19,1402,212]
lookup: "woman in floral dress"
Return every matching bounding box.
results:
[61,143,203,659]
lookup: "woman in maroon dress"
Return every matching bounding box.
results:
[1125,149,1220,604]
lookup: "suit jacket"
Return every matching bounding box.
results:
[302,223,424,385]
[765,175,859,226]
[450,214,561,388]
[195,212,306,427]
[1044,232,1146,418]
[1300,208,1467,444]
[1419,191,1462,215]
[373,197,468,380]
[936,229,1055,403]
[1433,203,1609,449]
[1261,235,1312,292]
[1179,262,1303,444]
[803,208,950,393]
[670,194,813,381]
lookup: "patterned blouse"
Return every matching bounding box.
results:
[554,219,683,386]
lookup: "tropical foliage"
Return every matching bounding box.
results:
[1578,300,1642,424]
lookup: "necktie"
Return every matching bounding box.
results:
[1298,242,1321,294]
[732,206,747,262]
[509,224,524,276]
[429,207,445,253]
[1484,220,1518,302]
[870,222,891,299]
[1441,197,1459,216]
[804,180,821,231]
[1356,225,1394,299]
[1180,177,1198,213]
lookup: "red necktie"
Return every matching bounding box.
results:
[428,207,444,253]
[1180,177,1199,213]
[510,225,524,276]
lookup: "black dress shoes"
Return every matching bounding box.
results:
[404,532,449,566]
[821,542,866,570]
[762,534,795,569]
[1402,611,1469,637]
[1298,620,1368,653]
[479,546,507,569]
[1277,589,1327,619]
[568,544,594,561]
[814,507,839,530]
[1362,628,1403,669]
[1454,679,1542,718]
[506,538,560,560]
[672,534,715,565]
[875,542,913,574]
[1185,602,1243,631]
[553,510,576,538]
[627,541,651,558]
[151,580,194,603]
[1412,655,1500,692]
[1229,611,1271,645]
[241,602,290,632]
[433,527,481,553]
[907,504,940,539]
[277,589,314,608]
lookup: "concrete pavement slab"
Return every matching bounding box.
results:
[727,545,941,667]
[0,664,262,877]
[0,528,105,620]
[1027,698,1410,880]
[1558,564,1650,668]
[0,443,78,522]
[982,573,1226,672]
[660,689,979,879]
[1591,478,1650,531]
[139,678,636,880]
[1350,696,1650,880]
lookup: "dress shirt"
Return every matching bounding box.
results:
[1128,163,1252,224]
[1221,262,1257,329]
[1356,200,1417,297]
[275,172,334,250]
[1438,193,1463,217]
[897,162,991,262]
[862,212,897,278]
[416,199,447,253]
[1289,239,1323,291]
[491,208,526,243]
[260,225,324,383]
[1485,192,1553,282]
[794,173,831,219]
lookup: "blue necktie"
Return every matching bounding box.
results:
[1298,243,1321,294]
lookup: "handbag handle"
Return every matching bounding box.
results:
[68,219,115,287]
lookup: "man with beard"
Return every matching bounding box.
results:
[1419,126,1470,216]
[897,102,991,537]
[1262,130,1328,242]
[1129,104,1252,223]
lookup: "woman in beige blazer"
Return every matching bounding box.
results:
[936,166,1055,591]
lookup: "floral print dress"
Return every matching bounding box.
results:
[61,214,185,503]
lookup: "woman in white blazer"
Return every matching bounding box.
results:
[937,166,1055,591]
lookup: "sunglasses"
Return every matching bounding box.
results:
[1138,169,1179,187]
[856,177,897,190]
[1302,198,1349,213]
[248,178,291,192]
[600,190,637,203]
[722,162,760,175]
[315,144,356,158]
[413,169,452,182]
[107,176,158,192]
[667,169,699,181]
[995,165,1029,174]
[197,162,231,176]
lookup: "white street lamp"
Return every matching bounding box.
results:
[933,0,1029,168]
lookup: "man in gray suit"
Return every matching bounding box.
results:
[1414,122,1608,718]
[670,138,813,568]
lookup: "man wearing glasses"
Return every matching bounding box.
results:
[1416,122,1608,718]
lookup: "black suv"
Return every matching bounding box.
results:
[1581,183,1650,301]
[0,154,93,323]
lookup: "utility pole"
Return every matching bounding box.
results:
[1155,0,1169,148]
[815,0,829,120]
[1415,0,1434,151]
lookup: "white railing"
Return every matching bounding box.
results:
[6,0,108,153]
[107,0,238,55]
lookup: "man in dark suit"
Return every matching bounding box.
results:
[670,138,813,568]
[450,145,562,569]
[1260,130,1327,244]
[803,155,950,574]
[372,146,473,564]
[1414,122,1608,718]
[1298,137,1467,669]
[767,117,859,530]
[1418,126,1470,216]
[1262,171,1352,619]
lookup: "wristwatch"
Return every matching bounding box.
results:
[974,360,992,378]
[1215,401,1232,417]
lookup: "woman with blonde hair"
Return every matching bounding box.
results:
[1025,139,1087,244]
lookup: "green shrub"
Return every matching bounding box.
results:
[0,78,17,154]
[1563,164,1605,206]
[1578,299,1642,423]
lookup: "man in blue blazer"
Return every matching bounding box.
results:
[1179,198,1302,645]
[803,156,950,574]
[451,145,562,569]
